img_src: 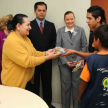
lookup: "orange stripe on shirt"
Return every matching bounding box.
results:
[80,63,90,82]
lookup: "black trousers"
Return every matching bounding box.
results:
[26,60,52,105]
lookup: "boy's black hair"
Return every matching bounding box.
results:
[94,25,108,48]
[87,6,106,24]
[34,2,47,10]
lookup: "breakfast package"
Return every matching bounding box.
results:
[53,47,66,54]
[72,62,84,72]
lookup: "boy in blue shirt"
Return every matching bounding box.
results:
[78,25,108,108]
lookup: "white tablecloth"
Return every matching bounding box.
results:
[0,85,48,108]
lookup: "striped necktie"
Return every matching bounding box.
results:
[40,22,43,34]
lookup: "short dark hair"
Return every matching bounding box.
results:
[64,11,75,19]
[87,6,106,24]
[93,25,108,48]
[34,2,47,10]
[6,14,28,30]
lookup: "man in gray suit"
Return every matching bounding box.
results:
[56,11,87,108]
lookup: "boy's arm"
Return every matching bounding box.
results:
[77,80,88,101]
[61,49,98,58]
[77,62,90,101]
[74,50,97,58]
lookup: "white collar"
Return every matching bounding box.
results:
[65,27,74,33]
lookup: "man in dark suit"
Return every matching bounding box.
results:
[28,2,56,108]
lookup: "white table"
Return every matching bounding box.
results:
[0,85,48,108]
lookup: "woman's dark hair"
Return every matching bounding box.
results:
[87,6,106,24]
[6,14,28,30]
[34,2,47,10]
[64,11,75,19]
[93,25,108,48]
[6,20,13,30]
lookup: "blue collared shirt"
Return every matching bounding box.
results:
[36,18,45,28]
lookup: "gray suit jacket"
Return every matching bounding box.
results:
[56,25,87,66]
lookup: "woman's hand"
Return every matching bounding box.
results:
[44,49,54,56]
[46,49,54,55]
[66,61,77,68]
[45,51,61,61]
[71,61,77,67]
[77,59,84,66]
[66,62,72,68]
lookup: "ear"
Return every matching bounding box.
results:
[97,38,101,44]
[97,16,101,23]
[34,10,36,15]
[16,23,21,30]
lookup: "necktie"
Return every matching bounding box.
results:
[68,31,73,39]
[40,22,43,34]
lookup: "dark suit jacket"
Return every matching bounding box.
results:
[88,31,98,52]
[88,31,95,52]
[28,19,56,51]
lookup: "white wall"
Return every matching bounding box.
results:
[0,0,90,103]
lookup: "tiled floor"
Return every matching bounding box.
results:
[52,102,73,108]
